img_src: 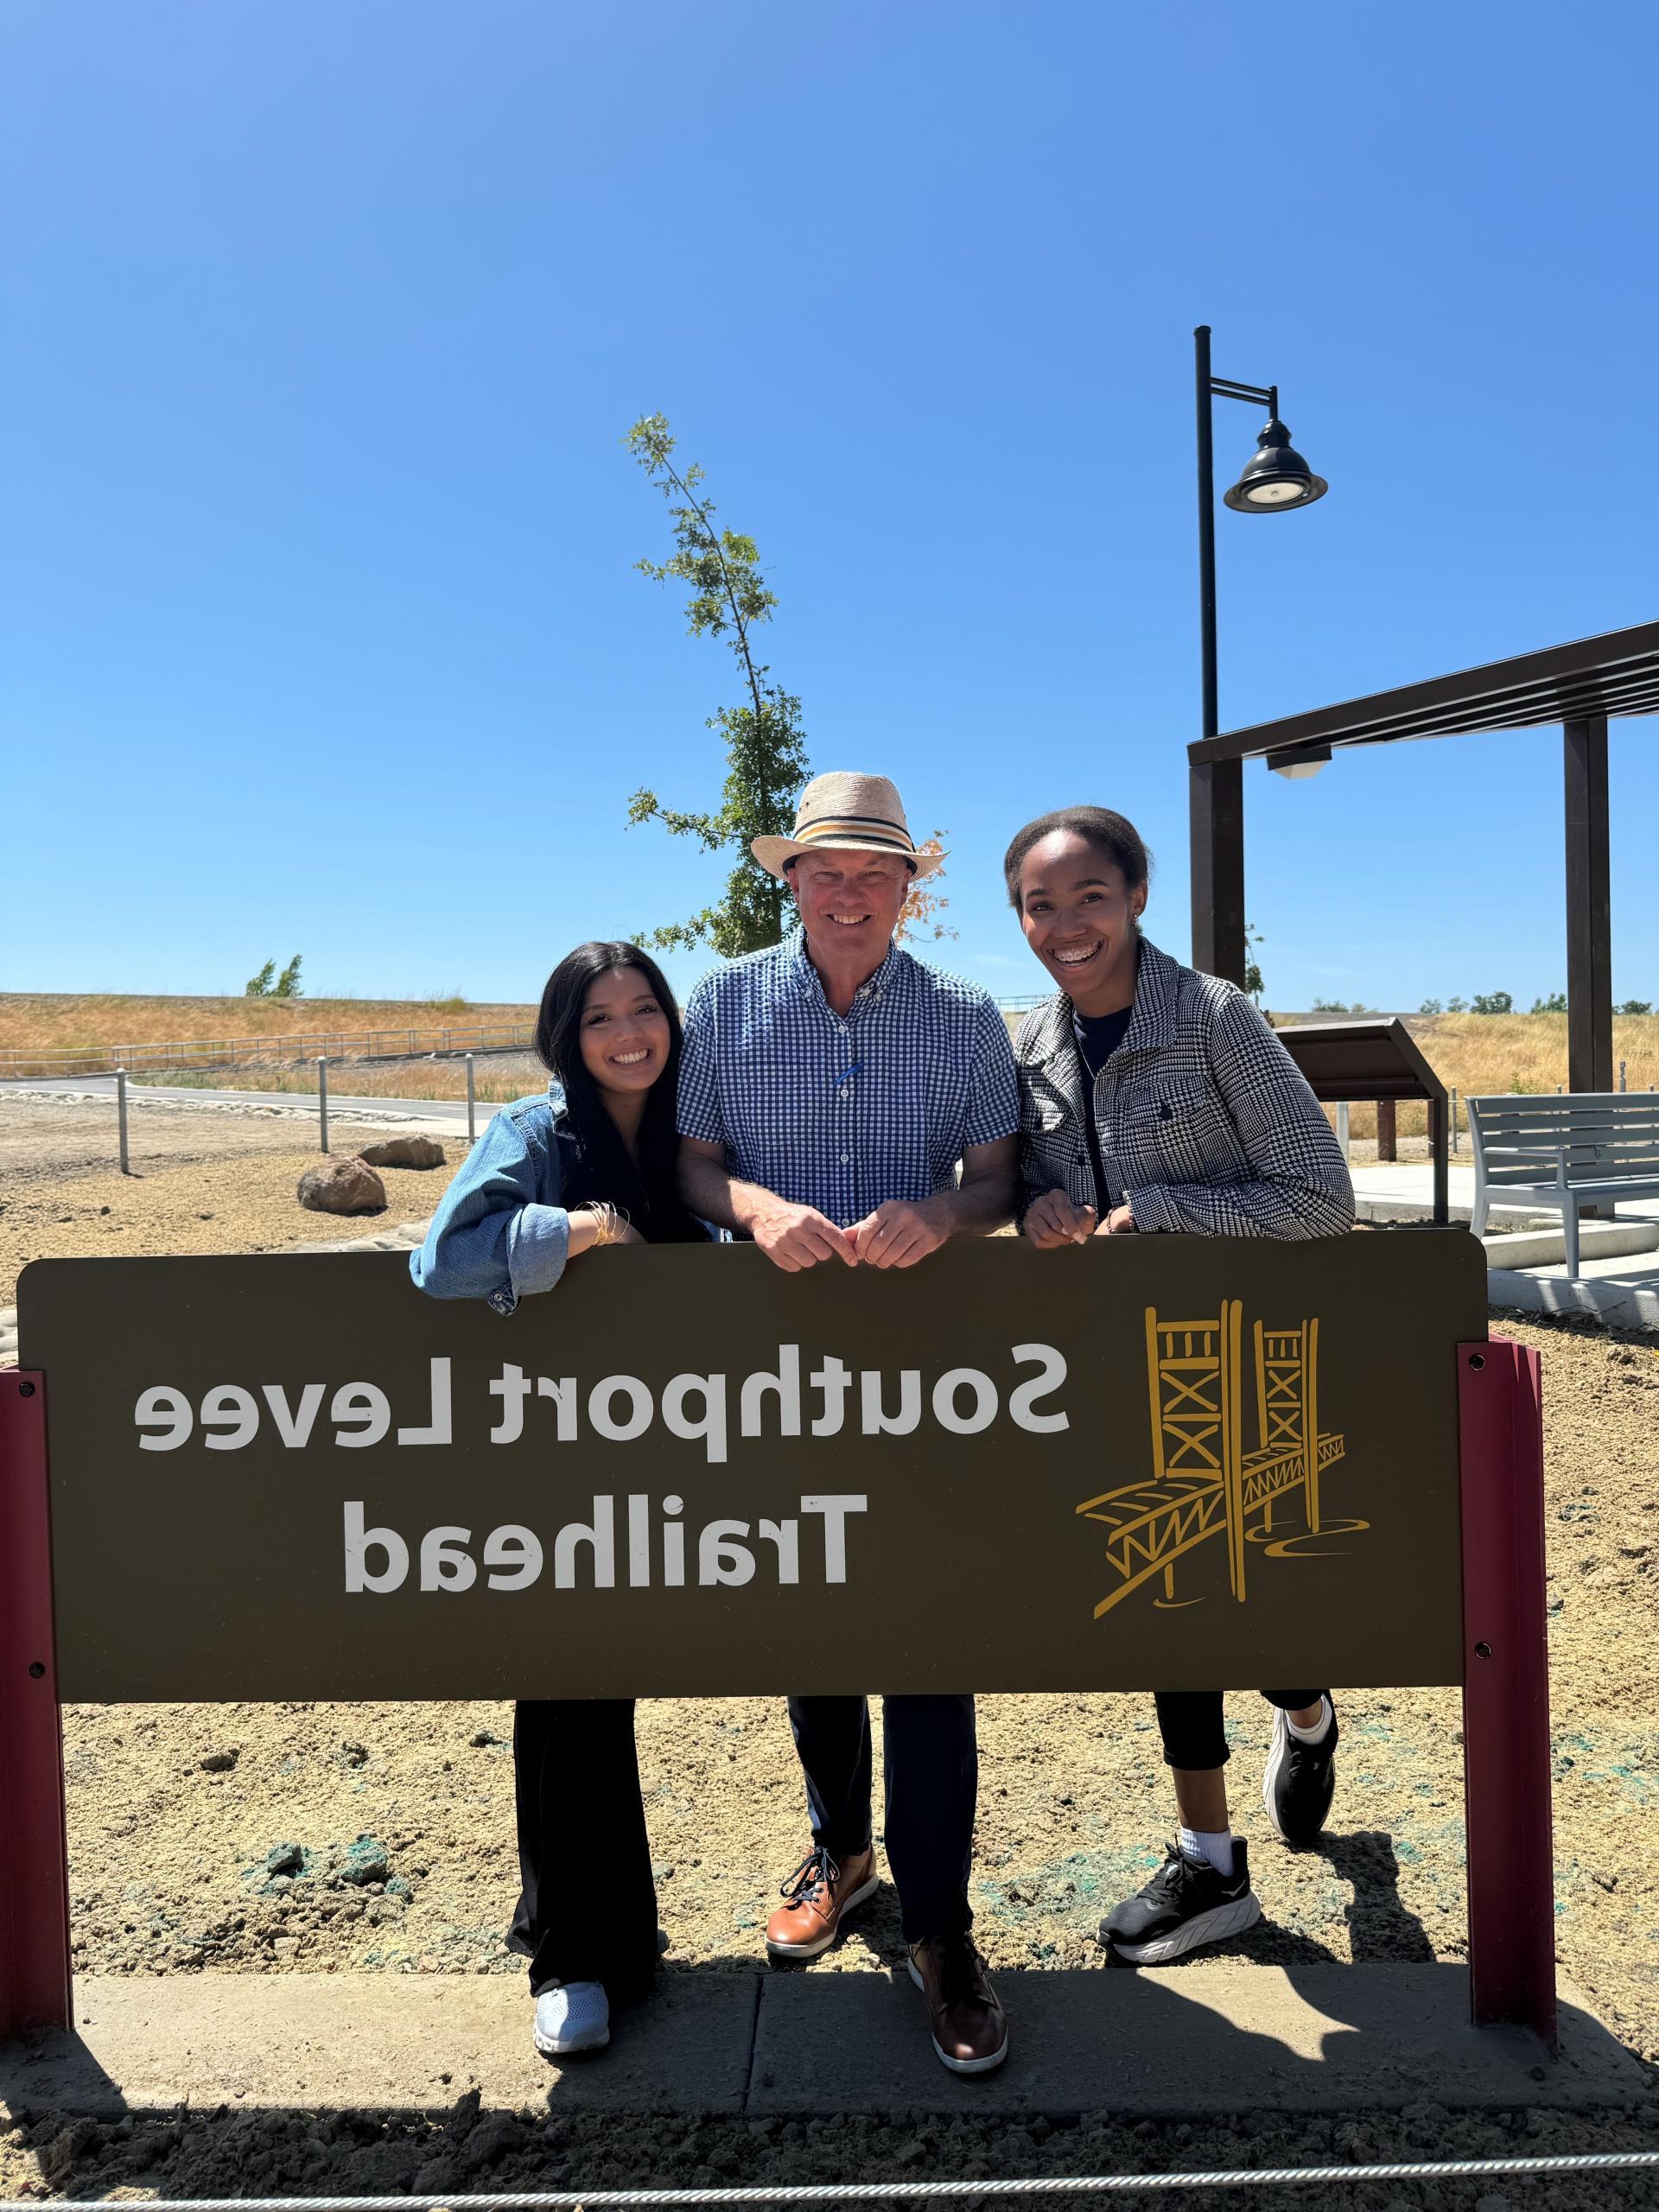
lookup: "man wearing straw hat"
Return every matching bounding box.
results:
[677,771,1020,2075]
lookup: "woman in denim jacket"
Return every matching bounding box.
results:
[413,941,709,2060]
[1005,805,1354,1972]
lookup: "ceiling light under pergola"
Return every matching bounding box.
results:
[1224,418,1327,512]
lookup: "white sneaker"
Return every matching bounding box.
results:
[533,1980,610,2056]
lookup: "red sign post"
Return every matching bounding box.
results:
[0,1368,72,2037]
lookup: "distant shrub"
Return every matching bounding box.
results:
[1471,991,1513,1015]
[1418,998,1444,1014]
[1531,992,1567,1014]
[245,956,303,1000]
[1617,998,1653,1015]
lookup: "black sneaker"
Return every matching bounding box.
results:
[1262,1699,1339,1847]
[1099,1840,1260,1964]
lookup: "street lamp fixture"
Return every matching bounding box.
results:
[1190,323,1329,985]
[1224,416,1328,512]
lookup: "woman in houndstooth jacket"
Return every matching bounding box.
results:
[1004,804,1355,1972]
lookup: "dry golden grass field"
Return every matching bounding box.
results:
[4,995,1656,1140]
[0,993,538,1074]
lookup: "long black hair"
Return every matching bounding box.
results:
[533,941,706,1244]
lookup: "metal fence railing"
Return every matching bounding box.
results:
[0,1021,535,1083]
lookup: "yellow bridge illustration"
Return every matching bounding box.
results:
[1077,1304,1349,1618]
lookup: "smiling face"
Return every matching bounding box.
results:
[575,965,673,1103]
[1016,830,1147,1011]
[790,849,912,969]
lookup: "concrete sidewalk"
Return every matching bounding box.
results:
[1,1967,1644,2122]
[1351,1164,1659,1329]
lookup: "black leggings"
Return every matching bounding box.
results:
[1154,1688,1326,1772]
[507,1699,658,1999]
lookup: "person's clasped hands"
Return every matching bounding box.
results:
[1021,1190,1136,1245]
[748,1194,954,1271]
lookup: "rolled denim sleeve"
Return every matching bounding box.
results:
[410,1103,570,1314]
[676,978,728,1147]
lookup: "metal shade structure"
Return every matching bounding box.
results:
[1188,619,1659,1095]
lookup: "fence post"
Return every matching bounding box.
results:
[317,1058,329,1154]
[116,1067,130,1175]
[1334,1101,1350,1165]
[466,1053,476,1144]
[1459,1335,1555,2050]
[1450,1086,1459,1154]
[1618,1059,1626,1093]
[0,1371,74,2036]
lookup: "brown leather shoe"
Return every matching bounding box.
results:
[907,1934,1008,2074]
[766,1844,879,1960]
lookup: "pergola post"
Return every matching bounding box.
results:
[1563,715,1612,1095]
[1190,756,1247,987]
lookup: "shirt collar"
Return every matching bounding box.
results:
[786,927,906,1008]
[1038,937,1179,1058]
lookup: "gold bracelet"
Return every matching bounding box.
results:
[589,1202,616,1248]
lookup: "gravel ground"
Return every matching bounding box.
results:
[0,1091,465,1311]
[0,1097,1655,2206]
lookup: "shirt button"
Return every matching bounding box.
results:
[840,1153,850,1164]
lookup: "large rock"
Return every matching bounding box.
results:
[358,1136,446,1170]
[298,1158,387,1215]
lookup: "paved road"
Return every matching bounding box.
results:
[1,1076,474,1128]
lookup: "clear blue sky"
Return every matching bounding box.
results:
[4,0,1656,1014]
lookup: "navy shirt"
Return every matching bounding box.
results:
[1074,1002,1134,1081]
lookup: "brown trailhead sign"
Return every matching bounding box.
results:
[18,1234,1486,1700]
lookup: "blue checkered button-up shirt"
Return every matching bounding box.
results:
[677,931,1019,1226]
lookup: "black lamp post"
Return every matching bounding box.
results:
[1190,323,1327,983]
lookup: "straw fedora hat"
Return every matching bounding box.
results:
[751,772,946,881]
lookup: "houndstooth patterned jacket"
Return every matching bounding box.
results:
[1014,938,1354,1240]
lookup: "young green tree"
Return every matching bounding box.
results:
[623,416,810,956]
[273,956,303,999]
[1243,922,1265,1004]
[245,959,276,998]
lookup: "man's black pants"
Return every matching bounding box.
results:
[1154,1688,1327,1771]
[787,1692,976,1945]
[508,1699,658,1999]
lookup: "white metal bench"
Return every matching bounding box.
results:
[1468,1092,1659,1276]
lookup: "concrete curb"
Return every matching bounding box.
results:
[2,1966,1644,2122]
[1487,1268,1659,1331]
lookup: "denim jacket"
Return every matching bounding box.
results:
[410,1089,575,1317]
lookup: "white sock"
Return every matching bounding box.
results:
[1178,1826,1235,1878]
[1286,1696,1333,1745]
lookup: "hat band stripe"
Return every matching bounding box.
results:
[796,819,914,850]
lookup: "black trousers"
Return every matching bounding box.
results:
[508,1699,658,1999]
[1154,1688,1327,1773]
[787,1693,976,1946]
